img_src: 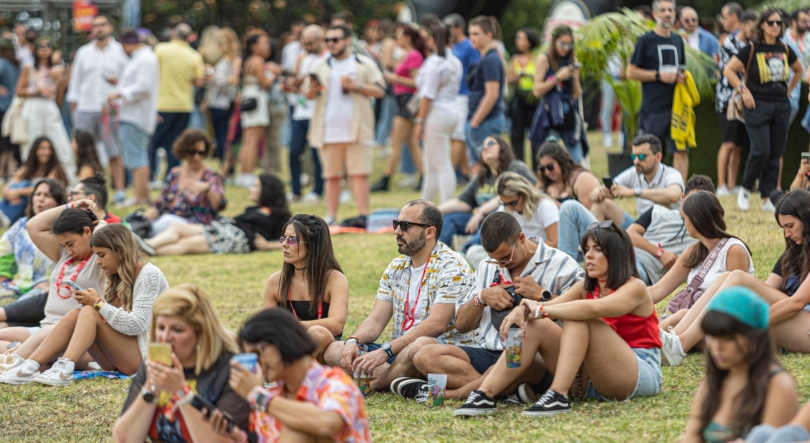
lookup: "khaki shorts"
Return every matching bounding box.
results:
[318,143,373,178]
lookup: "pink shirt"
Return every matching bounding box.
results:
[394,50,424,96]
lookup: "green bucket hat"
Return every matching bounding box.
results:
[706,286,769,331]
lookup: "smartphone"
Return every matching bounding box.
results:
[572,62,583,69]
[191,395,235,432]
[65,280,84,291]
[602,177,614,189]
[148,343,173,366]
[802,152,810,161]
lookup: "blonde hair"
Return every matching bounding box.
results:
[149,284,238,375]
[90,224,139,311]
[496,171,544,215]
[198,25,222,65]
[218,28,241,59]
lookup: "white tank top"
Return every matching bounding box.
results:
[687,238,754,292]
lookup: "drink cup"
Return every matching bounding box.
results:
[505,327,524,369]
[354,367,371,397]
[232,353,258,373]
[426,374,447,407]
[660,65,678,75]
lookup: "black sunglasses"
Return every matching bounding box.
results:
[682,18,698,23]
[325,37,345,44]
[537,163,555,173]
[500,199,520,207]
[629,153,648,161]
[588,220,617,231]
[393,219,431,232]
[766,20,782,26]
[191,150,206,157]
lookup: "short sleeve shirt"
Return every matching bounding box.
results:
[452,39,480,96]
[613,163,685,215]
[715,32,747,113]
[393,49,424,96]
[630,31,685,114]
[772,251,803,297]
[154,40,205,112]
[42,249,103,326]
[467,48,504,121]
[376,242,477,344]
[735,42,798,102]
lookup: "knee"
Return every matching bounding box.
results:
[78,305,99,320]
[412,344,441,372]
[307,325,334,346]
[726,269,750,285]
[404,336,438,357]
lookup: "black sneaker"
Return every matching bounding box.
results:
[392,377,427,400]
[340,215,367,229]
[370,176,390,193]
[523,390,571,417]
[454,390,497,416]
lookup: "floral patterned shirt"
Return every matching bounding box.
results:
[151,166,226,225]
[251,362,370,443]
[715,32,746,113]
[376,241,477,345]
[0,217,53,291]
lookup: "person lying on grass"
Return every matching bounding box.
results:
[0,224,169,385]
[681,287,797,443]
[0,200,103,356]
[454,220,662,417]
[113,285,250,443]
[647,190,752,334]
[203,308,371,443]
[393,212,582,404]
[660,189,810,366]
[264,214,348,363]
[322,200,476,392]
[141,173,290,256]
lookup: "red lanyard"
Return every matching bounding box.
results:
[55,256,91,299]
[287,290,323,320]
[402,262,429,331]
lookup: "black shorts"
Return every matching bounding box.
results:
[638,111,684,154]
[396,93,415,119]
[459,346,502,375]
[718,110,750,146]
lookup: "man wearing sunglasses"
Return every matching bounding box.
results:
[680,8,720,60]
[397,212,584,408]
[323,200,476,393]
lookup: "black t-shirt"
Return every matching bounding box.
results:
[234,206,289,251]
[771,251,802,297]
[635,208,654,230]
[735,42,798,102]
[630,31,685,114]
[467,48,505,121]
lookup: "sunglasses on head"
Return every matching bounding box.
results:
[629,153,648,161]
[766,19,782,26]
[325,37,344,44]
[392,219,431,232]
[537,163,555,173]
[587,220,617,231]
[279,236,302,245]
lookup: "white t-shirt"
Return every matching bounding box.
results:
[614,163,685,215]
[499,198,559,242]
[687,238,754,292]
[687,31,701,51]
[406,263,429,329]
[323,57,356,144]
[292,52,325,121]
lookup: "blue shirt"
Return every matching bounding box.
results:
[467,48,504,121]
[452,39,480,96]
[0,58,20,112]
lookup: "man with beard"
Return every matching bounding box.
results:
[627,0,688,182]
[323,200,476,391]
[786,8,810,70]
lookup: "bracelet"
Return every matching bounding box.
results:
[534,304,548,319]
[248,386,273,412]
[344,338,359,347]
[473,295,486,308]
[656,243,664,259]
[414,117,424,125]
[65,202,74,209]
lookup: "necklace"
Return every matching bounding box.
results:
[295,266,307,271]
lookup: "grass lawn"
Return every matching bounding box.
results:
[0,133,804,442]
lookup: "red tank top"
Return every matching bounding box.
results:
[587,283,661,349]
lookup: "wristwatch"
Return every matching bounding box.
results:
[655,71,660,81]
[141,386,156,403]
[538,289,553,302]
[634,186,642,197]
[381,342,394,358]
[93,299,106,312]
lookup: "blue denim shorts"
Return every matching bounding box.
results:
[585,347,662,400]
[620,210,635,230]
[118,121,151,170]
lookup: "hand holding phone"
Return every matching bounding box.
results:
[602,177,614,190]
[65,280,84,292]
[148,343,173,366]
[193,395,235,432]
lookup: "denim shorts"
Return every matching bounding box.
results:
[118,121,151,170]
[585,347,662,400]
[620,210,635,230]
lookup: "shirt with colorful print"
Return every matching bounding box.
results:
[151,166,227,225]
[376,241,477,345]
[0,217,54,292]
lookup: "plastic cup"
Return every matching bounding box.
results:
[505,328,524,369]
[232,353,258,373]
[427,374,447,407]
[354,367,371,397]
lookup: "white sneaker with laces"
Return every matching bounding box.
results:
[762,200,776,212]
[602,133,613,148]
[302,192,321,204]
[0,358,40,384]
[737,188,750,212]
[716,185,731,197]
[339,189,352,204]
[660,328,686,366]
[33,358,75,386]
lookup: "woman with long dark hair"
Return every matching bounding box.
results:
[143,173,290,256]
[264,214,348,363]
[372,24,429,192]
[507,27,540,162]
[455,220,662,417]
[529,26,587,164]
[682,287,797,443]
[659,190,810,366]
[535,140,601,207]
[72,130,103,181]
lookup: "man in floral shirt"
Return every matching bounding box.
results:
[324,200,476,391]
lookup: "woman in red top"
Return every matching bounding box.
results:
[454,220,662,417]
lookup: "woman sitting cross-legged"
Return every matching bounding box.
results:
[264,214,348,363]
[648,191,753,334]
[454,220,662,417]
[203,308,370,443]
[142,173,291,256]
[681,287,797,443]
[113,284,250,443]
[659,189,810,366]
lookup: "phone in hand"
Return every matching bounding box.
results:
[602,177,614,190]
[148,343,173,366]
[65,280,84,291]
[192,395,235,432]
[572,62,583,69]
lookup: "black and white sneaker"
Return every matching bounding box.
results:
[454,390,497,416]
[517,383,538,404]
[523,390,571,417]
[391,377,428,400]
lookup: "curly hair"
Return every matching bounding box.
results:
[171,128,214,160]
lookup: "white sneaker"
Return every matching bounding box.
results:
[716,185,731,197]
[0,358,40,385]
[397,174,418,188]
[236,173,255,188]
[737,188,750,212]
[286,192,300,203]
[33,358,75,386]
[762,200,776,212]
[602,134,613,148]
[149,181,164,190]
[339,189,352,204]
[324,215,338,226]
[730,186,740,194]
[302,192,321,204]
[659,328,686,367]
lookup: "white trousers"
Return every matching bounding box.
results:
[422,104,459,204]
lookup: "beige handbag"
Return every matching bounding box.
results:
[727,45,754,123]
[6,96,28,146]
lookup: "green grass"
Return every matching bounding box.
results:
[0,133,803,442]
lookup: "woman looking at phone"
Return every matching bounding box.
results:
[264,214,348,363]
[454,221,662,417]
[204,308,370,443]
[113,284,250,443]
[0,224,169,385]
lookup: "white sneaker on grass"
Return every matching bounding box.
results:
[737,188,750,212]
[0,358,40,384]
[302,192,321,204]
[762,200,776,212]
[716,185,731,197]
[602,133,613,148]
[660,328,686,367]
[33,358,75,386]
[339,189,352,204]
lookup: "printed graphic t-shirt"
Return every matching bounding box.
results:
[735,42,798,102]
[630,31,685,114]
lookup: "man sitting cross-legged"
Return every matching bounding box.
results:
[392,212,584,403]
[323,200,477,391]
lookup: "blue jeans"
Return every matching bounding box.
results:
[209,107,232,162]
[0,180,31,224]
[557,200,598,261]
[151,112,190,181]
[549,128,583,164]
[375,94,397,147]
[289,119,323,197]
[439,212,474,246]
[746,424,810,442]
[466,114,505,165]
[586,348,662,400]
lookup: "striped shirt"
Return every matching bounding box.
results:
[459,240,584,351]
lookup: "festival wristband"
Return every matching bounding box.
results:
[345,338,359,347]
[534,304,547,319]
[473,295,486,308]
[656,243,664,259]
[248,386,273,412]
[65,202,74,209]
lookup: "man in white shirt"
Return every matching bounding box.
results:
[106,29,159,207]
[67,14,128,202]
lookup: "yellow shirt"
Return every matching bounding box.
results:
[154,40,205,112]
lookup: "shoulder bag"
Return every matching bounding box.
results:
[667,237,730,314]
[727,44,754,123]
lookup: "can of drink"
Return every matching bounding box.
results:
[232,353,258,373]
